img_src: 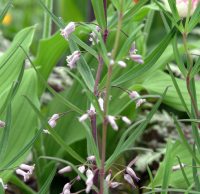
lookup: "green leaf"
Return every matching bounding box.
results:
[112,28,176,85]
[91,0,106,29]
[38,167,56,194]
[24,95,85,163]
[0,0,13,22]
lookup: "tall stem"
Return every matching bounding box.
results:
[43,0,53,38]
[99,2,123,193]
[182,32,199,119]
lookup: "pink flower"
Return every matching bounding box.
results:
[16,169,30,182]
[66,51,81,69]
[129,43,144,64]
[126,167,140,182]
[60,22,76,40]
[107,115,118,131]
[163,0,200,17]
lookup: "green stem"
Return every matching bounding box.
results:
[182,32,199,119]
[99,1,123,193]
[43,0,53,38]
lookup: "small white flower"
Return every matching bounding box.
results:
[79,113,89,122]
[85,169,94,193]
[126,167,140,182]
[98,97,104,111]
[61,183,71,194]
[129,91,140,99]
[60,22,76,40]
[16,169,30,182]
[0,120,5,128]
[172,163,186,171]
[51,114,60,120]
[107,115,118,131]
[19,164,35,174]
[117,61,127,68]
[124,174,136,188]
[122,116,131,125]
[136,99,146,108]
[0,178,7,190]
[58,166,72,174]
[66,51,81,69]
[110,182,122,188]
[77,165,86,180]
[89,31,99,45]
[105,173,112,183]
[48,119,57,128]
[87,155,96,162]
[110,59,115,66]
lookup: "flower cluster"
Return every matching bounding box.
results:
[129,43,144,64]
[129,91,146,108]
[66,51,81,69]
[89,26,101,45]
[59,155,96,194]
[16,164,35,182]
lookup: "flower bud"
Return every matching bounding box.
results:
[58,166,72,174]
[107,115,118,131]
[19,164,35,174]
[124,174,136,188]
[87,155,96,162]
[60,22,76,40]
[172,163,186,171]
[117,61,127,68]
[0,120,5,128]
[79,113,89,122]
[126,167,140,182]
[110,182,122,188]
[16,169,30,182]
[0,178,7,190]
[122,116,131,125]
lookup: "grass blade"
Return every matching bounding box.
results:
[0,0,13,22]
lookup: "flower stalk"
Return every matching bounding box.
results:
[99,1,124,193]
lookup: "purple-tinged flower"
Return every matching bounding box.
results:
[58,166,72,174]
[16,169,30,182]
[172,163,186,171]
[129,91,140,99]
[48,120,57,128]
[129,43,144,64]
[66,51,81,69]
[117,61,127,68]
[98,97,104,111]
[126,167,140,182]
[87,104,96,117]
[0,120,5,128]
[60,22,76,40]
[162,0,199,17]
[110,182,122,188]
[124,174,136,188]
[19,164,35,174]
[130,54,144,64]
[136,99,146,108]
[87,155,96,162]
[0,178,7,190]
[107,115,118,131]
[122,116,131,125]
[48,113,60,128]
